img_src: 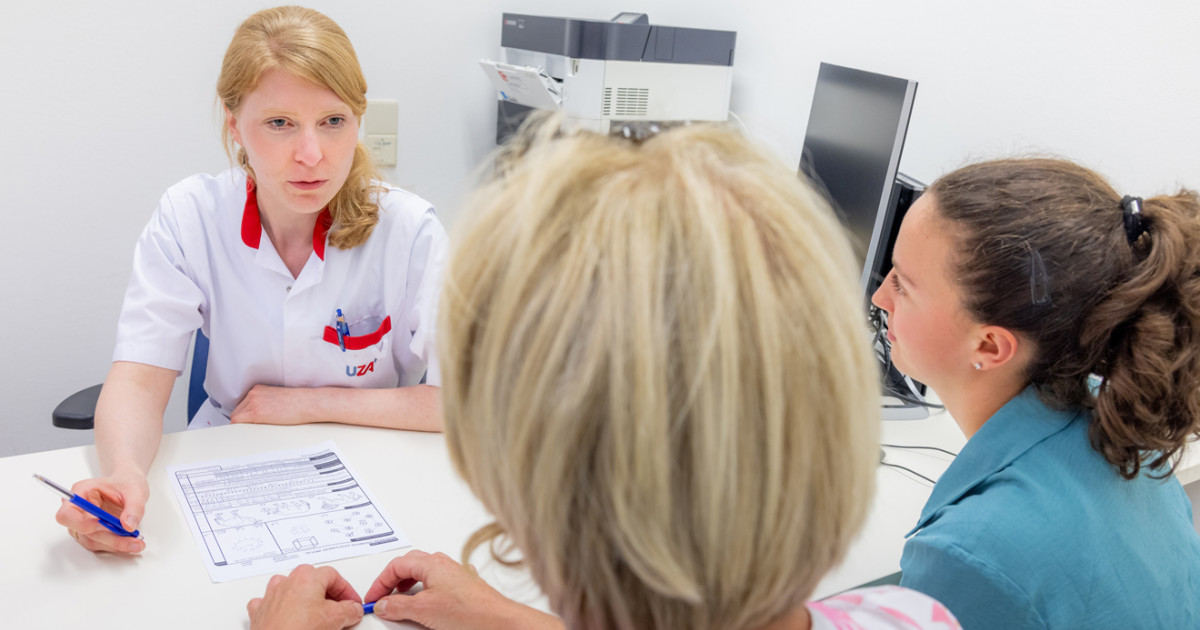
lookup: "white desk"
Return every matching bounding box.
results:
[1177,441,1200,487]
[4,424,543,629]
[7,414,1196,627]
[813,407,965,598]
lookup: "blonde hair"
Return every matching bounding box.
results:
[439,117,881,630]
[217,5,380,249]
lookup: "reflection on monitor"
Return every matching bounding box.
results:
[799,62,917,297]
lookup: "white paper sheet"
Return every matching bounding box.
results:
[479,59,563,110]
[168,441,409,583]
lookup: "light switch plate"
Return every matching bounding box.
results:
[365,100,399,135]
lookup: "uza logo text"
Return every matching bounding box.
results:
[346,360,376,377]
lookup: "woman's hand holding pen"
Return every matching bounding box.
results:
[246,551,565,629]
[54,468,148,554]
[362,550,564,630]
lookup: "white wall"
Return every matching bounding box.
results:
[3,0,1198,457]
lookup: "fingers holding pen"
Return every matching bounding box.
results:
[47,470,149,554]
[364,550,561,629]
[54,498,145,554]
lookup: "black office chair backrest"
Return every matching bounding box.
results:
[52,331,210,430]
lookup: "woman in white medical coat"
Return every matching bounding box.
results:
[55,6,447,555]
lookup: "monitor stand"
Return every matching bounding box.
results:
[882,394,930,421]
[879,357,930,421]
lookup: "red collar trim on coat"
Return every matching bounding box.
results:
[241,179,332,260]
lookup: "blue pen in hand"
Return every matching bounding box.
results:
[33,474,141,538]
[363,602,375,614]
[335,308,350,352]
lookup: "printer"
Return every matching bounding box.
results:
[481,12,736,142]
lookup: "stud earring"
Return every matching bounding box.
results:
[973,362,983,371]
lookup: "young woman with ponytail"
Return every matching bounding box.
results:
[872,158,1200,628]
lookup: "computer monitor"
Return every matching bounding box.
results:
[798,62,918,298]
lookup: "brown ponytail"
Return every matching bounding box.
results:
[931,159,1200,478]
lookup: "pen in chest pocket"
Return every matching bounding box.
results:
[335,308,350,352]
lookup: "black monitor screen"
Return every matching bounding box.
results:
[799,63,917,297]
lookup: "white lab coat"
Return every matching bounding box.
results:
[113,168,448,428]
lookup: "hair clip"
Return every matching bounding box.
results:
[1029,247,1051,306]
[1121,195,1147,243]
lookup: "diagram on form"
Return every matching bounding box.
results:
[167,441,409,582]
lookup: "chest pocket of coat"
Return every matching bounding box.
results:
[321,315,392,379]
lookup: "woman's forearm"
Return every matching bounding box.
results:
[231,383,444,432]
[94,361,176,476]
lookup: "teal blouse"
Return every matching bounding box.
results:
[900,387,1200,629]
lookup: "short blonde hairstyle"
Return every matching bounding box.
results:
[439,118,880,630]
[217,5,380,249]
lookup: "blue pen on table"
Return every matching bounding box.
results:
[335,308,350,352]
[33,474,142,539]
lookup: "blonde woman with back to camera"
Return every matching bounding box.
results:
[247,119,960,630]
